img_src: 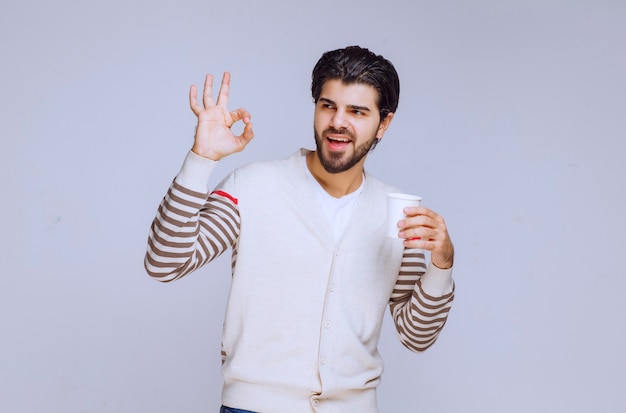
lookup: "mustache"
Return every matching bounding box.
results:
[322,128,355,140]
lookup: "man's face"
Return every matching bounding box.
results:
[313,79,392,174]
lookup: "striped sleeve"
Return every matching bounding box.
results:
[144,180,240,282]
[389,248,455,352]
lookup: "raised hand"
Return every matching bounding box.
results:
[189,72,254,160]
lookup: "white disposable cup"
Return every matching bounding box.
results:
[386,193,422,238]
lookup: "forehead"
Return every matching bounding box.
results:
[319,79,379,108]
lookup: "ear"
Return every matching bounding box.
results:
[376,112,394,139]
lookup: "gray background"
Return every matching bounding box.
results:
[2,0,625,412]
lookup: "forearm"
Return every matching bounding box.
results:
[389,249,455,352]
[144,152,239,282]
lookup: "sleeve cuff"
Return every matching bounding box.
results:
[174,150,218,193]
[419,264,454,297]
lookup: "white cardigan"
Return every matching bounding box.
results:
[145,149,454,413]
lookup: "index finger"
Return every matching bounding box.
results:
[202,74,215,108]
[215,72,231,107]
[403,205,437,218]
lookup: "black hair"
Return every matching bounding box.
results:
[311,45,400,121]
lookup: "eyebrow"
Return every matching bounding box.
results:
[318,98,372,113]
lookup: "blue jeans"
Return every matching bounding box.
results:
[220,406,257,413]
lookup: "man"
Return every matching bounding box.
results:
[145,46,455,413]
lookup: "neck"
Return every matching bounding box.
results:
[306,151,365,198]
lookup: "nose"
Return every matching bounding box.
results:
[330,109,348,129]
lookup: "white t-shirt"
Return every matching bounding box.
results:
[303,156,364,242]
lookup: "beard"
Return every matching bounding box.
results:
[314,128,378,174]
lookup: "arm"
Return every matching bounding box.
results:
[390,206,455,351]
[389,249,454,352]
[144,153,241,282]
[144,73,253,281]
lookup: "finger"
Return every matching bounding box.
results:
[202,74,215,108]
[229,108,251,123]
[399,226,426,241]
[241,120,254,142]
[189,84,201,115]
[403,206,435,217]
[231,108,254,142]
[402,229,442,244]
[216,72,231,107]
[403,237,434,251]
[398,214,433,231]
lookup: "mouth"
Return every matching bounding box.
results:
[324,130,353,150]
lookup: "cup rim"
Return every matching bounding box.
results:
[387,192,423,201]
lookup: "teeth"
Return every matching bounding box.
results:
[329,137,349,142]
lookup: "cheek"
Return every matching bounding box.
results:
[314,113,331,132]
[361,124,380,139]
[313,120,323,136]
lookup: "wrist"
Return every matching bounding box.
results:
[431,251,454,270]
[432,260,453,270]
[191,145,222,161]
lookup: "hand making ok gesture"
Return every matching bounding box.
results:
[189,72,254,161]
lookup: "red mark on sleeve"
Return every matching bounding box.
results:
[210,190,238,205]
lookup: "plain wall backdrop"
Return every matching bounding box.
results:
[2,0,625,412]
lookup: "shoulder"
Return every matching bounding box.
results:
[221,149,307,191]
[234,150,302,177]
[364,171,403,196]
